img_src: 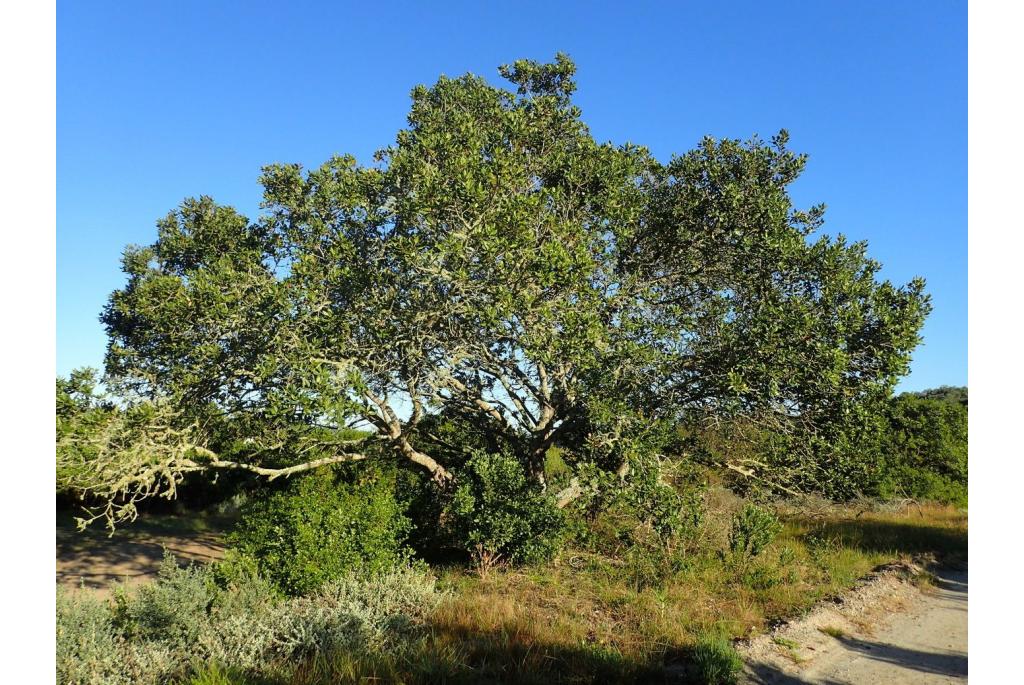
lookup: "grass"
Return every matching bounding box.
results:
[411,497,965,682]
[818,626,846,639]
[66,493,967,684]
[186,495,958,684]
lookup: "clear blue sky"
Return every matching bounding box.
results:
[57,1,966,392]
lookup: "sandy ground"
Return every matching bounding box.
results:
[740,563,967,684]
[56,516,227,593]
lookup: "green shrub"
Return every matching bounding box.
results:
[691,634,743,685]
[876,393,968,506]
[447,451,564,564]
[729,503,782,559]
[229,466,411,595]
[740,564,781,590]
[878,465,967,508]
[623,540,689,591]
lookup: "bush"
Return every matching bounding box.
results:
[877,393,968,506]
[562,458,706,589]
[229,466,411,595]
[57,588,131,685]
[691,634,743,685]
[114,553,219,647]
[56,556,443,684]
[447,450,564,564]
[729,503,782,560]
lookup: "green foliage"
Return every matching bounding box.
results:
[740,564,782,590]
[447,451,564,564]
[729,504,782,559]
[694,385,967,505]
[57,588,130,685]
[56,368,113,499]
[75,55,931,530]
[907,385,967,406]
[563,459,705,589]
[114,553,219,646]
[690,634,743,685]
[229,467,411,595]
[878,393,967,506]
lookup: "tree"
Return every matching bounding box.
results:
[60,55,930,527]
[878,392,967,504]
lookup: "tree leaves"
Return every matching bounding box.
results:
[81,56,930,520]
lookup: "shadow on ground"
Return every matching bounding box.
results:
[56,514,227,591]
[801,518,967,562]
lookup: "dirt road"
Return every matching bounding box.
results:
[742,565,967,684]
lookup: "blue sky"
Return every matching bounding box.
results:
[57,1,966,392]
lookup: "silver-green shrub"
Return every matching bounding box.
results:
[57,588,129,685]
[56,557,443,684]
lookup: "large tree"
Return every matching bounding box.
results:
[60,55,930,526]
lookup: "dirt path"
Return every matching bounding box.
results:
[741,564,967,684]
[56,515,227,593]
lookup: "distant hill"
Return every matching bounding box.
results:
[902,386,968,407]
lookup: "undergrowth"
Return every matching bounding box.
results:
[58,494,966,685]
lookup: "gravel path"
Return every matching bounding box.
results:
[742,564,967,684]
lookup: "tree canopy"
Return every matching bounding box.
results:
[59,55,930,527]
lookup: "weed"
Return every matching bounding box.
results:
[818,626,846,639]
[730,504,782,560]
[691,634,743,685]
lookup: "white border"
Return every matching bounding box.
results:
[1,0,57,679]
[969,1,1023,680]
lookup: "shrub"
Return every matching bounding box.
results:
[619,457,705,543]
[877,393,968,506]
[57,588,130,685]
[691,634,743,685]
[447,450,564,564]
[56,556,443,684]
[740,564,781,590]
[114,553,218,647]
[729,503,782,559]
[229,466,411,595]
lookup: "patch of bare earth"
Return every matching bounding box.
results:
[739,559,967,684]
[56,516,227,594]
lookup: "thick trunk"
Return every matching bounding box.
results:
[526,403,558,490]
[397,436,453,484]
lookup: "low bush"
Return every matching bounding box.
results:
[729,503,782,560]
[57,588,132,685]
[57,556,443,685]
[446,450,564,565]
[563,458,706,589]
[690,634,743,685]
[229,466,411,595]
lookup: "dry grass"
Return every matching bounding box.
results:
[171,494,966,684]
[402,494,968,682]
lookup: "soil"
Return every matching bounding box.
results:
[739,561,968,684]
[56,514,227,593]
